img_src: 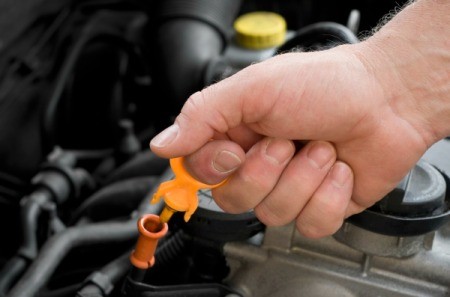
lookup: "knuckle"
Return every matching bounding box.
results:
[238,164,274,194]
[296,221,325,238]
[212,189,248,214]
[183,90,231,133]
[181,91,205,117]
[296,214,344,238]
[254,203,287,227]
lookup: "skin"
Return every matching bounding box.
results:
[150,0,450,238]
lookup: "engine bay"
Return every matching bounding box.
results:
[0,0,449,296]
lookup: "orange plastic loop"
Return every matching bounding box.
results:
[152,157,227,222]
[130,214,168,269]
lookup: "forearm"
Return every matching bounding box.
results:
[357,0,450,145]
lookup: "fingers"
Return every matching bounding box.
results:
[296,161,353,238]
[253,141,337,226]
[212,138,295,213]
[184,139,353,238]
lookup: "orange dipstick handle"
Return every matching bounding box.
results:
[130,214,168,269]
[152,157,227,223]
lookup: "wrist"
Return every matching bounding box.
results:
[355,0,450,145]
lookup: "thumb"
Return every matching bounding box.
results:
[150,57,284,158]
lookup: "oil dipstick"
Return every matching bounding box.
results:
[152,157,227,223]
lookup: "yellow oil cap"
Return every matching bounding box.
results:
[234,12,286,50]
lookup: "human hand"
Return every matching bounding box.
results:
[150,1,449,238]
[150,47,427,237]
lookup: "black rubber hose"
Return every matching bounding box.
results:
[75,252,131,297]
[153,230,187,269]
[75,286,103,297]
[18,193,48,260]
[0,258,27,297]
[71,176,158,223]
[151,0,242,109]
[37,284,80,297]
[100,251,131,284]
[0,189,52,296]
[103,151,168,185]
[277,22,359,53]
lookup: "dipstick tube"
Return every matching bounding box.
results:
[130,214,168,269]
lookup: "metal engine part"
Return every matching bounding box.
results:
[334,222,435,258]
[225,222,450,297]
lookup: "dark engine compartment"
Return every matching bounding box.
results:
[1,1,450,297]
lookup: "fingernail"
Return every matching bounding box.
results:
[150,124,179,148]
[331,162,351,188]
[213,150,242,173]
[264,138,294,165]
[306,142,334,169]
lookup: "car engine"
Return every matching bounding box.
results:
[0,0,449,296]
